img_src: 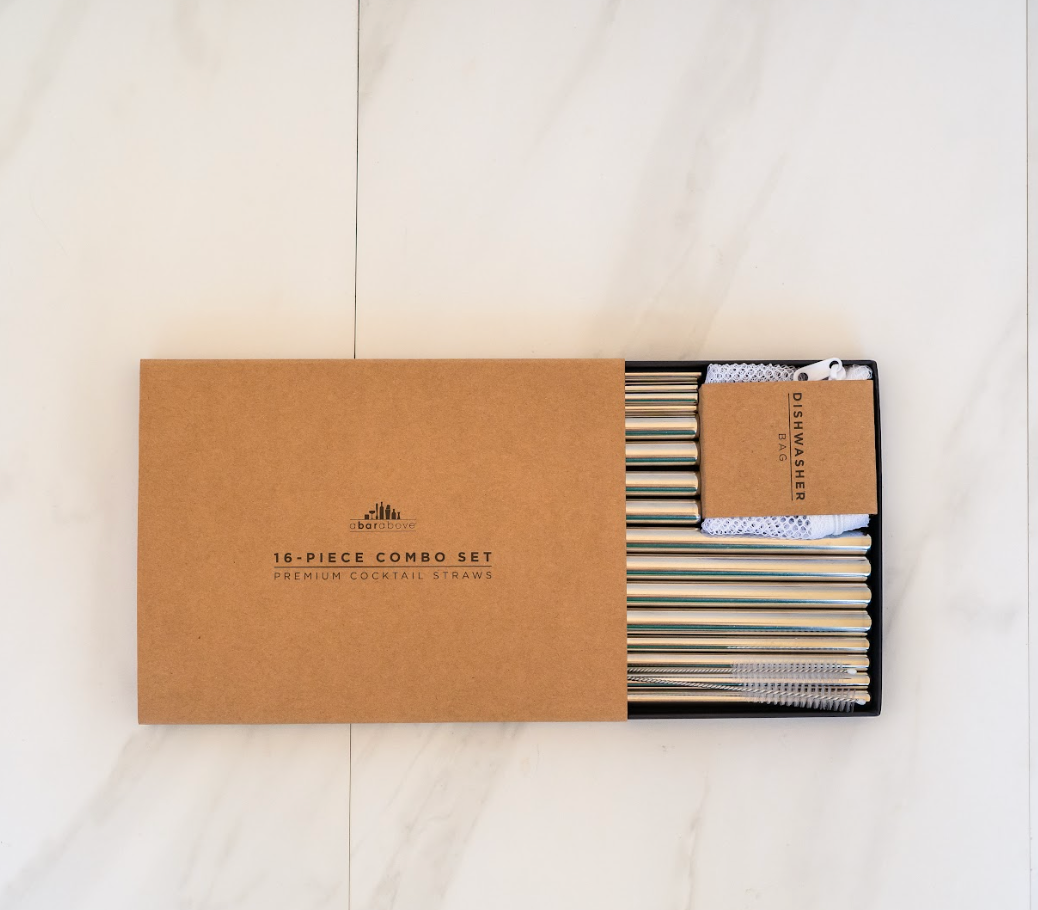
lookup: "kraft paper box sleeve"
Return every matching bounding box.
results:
[137,359,628,724]
[698,380,877,518]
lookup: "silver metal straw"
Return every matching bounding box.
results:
[627,651,869,671]
[625,372,702,384]
[627,582,871,607]
[626,471,699,498]
[628,689,870,706]
[625,393,699,406]
[625,528,871,555]
[626,442,698,467]
[627,671,870,689]
[626,500,701,526]
[627,609,872,634]
[625,385,700,397]
[627,554,870,583]
[625,416,698,440]
[627,635,871,652]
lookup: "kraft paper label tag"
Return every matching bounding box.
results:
[699,380,877,518]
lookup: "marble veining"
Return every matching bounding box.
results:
[353,2,1029,909]
[0,0,355,907]
[0,0,1032,908]
[1,727,352,910]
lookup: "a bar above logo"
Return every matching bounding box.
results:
[351,500,417,531]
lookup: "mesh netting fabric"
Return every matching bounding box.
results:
[841,365,873,380]
[705,363,796,383]
[705,363,873,383]
[700,514,869,539]
[701,361,873,540]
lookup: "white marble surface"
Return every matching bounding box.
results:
[0,1,355,908]
[0,0,1030,908]
[1029,1,1038,903]
[355,2,1028,910]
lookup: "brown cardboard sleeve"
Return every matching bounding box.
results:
[137,359,628,724]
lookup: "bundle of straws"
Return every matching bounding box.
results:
[624,370,871,711]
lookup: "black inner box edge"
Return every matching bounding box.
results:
[624,359,883,720]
